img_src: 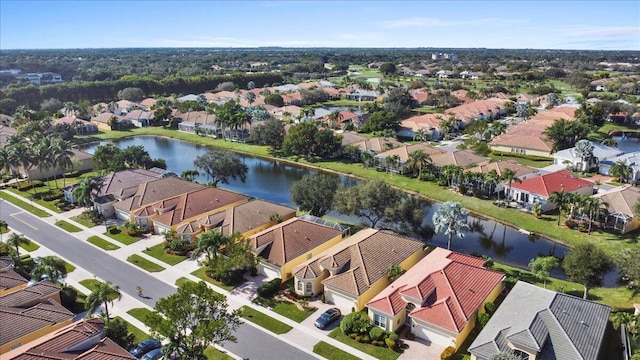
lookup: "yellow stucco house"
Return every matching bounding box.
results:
[292,228,426,312]
[249,215,348,281]
[367,248,504,350]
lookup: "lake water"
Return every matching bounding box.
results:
[615,136,640,154]
[80,136,619,286]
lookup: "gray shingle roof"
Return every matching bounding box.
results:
[468,281,610,360]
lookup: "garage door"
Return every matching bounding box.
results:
[325,290,356,312]
[416,325,454,347]
[259,263,281,280]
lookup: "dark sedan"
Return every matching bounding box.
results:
[314,308,341,329]
[130,339,162,359]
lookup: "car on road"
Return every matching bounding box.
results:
[314,307,341,329]
[130,339,162,358]
[141,348,163,360]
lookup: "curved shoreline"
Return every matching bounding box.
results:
[79,132,567,247]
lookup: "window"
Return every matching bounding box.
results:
[305,282,312,294]
[373,313,387,329]
[297,281,302,291]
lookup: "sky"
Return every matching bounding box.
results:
[0,1,639,50]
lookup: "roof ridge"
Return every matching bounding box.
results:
[440,266,467,324]
[542,304,583,359]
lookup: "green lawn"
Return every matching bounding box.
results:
[79,278,103,292]
[19,240,40,252]
[71,215,97,228]
[143,243,187,265]
[55,220,83,232]
[0,191,50,217]
[487,152,554,168]
[328,327,402,360]
[254,296,316,323]
[239,306,292,334]
[87,235,120,250]
[5,186,64,214]
[126,254,165,272]
[191,267,236,292]
[115,316,148,344]
[493,262,640,311]
[175,277,196,287]
[62,259,76,273]
[204,347,236,360]
[105,227,141,245]
[313,341,361,360]
[127,307,154,327]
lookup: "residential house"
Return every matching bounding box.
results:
[467,160,539,194]
[367,248,504,350]
[430,150,491,170]
[176,199,296,240]
[138,97,157,110]
[606,112,628,124]
[113,177,204,221]
[249,215,348,281]
[177,94,200,102]
[176,111,219,136]
[272,105,302,121]
[468,281,610,360]
[0,257,28,296]
[599,151,640,183]
[444,98,507,127]
[507,169,594,212]
[64,168,175,213]
[398,113,443,140]
[436,70,455,79]
[274,84,301,93]
[24,149,93,182]
[345,89,378,102]
[552,141,622,172]
[130,187,248,234]
[374,143,446,174]
[282,92,303,106]
[594,185,640,234]
[52,116,98,135]
[292,228,426,312]
[4,318,134,359]
[121,109,153,127]
[90,112,126,131]
[0,281,74,354]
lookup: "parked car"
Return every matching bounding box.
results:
[141,348,163,360]
[130,339,162,359]
[314,307,341,329]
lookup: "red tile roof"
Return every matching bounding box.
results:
[367,247,504,333]
[509,169,593,197]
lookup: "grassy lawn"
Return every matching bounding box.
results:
[143,243,187,265]
[19,240,40,252]
[328,327,401,360]
[79,278,103,292]
[71,215,97,228]
[105,227,141,245]
[204,347,236,360]
[487,152,554,168]
[191,267,236,292]
[322,99,373,107]
[493,262,640,311]
[0,191,50,217]
[87,235,120,250]
[588,123,640,142]
[175,277,195,287]
[239,306,292,334]
[115,316,148,344]
[126,254,165,272]
[5,187,64,214]
[127,307,154,327]
[62,259,76,273]
[55,220,83,233]
[254,296,316,323]
[313,341,361,360]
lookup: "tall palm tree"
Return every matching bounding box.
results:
[548,190,572,226]
[406,150,432,179]
[51,138,74,188]
[484,169,500,197]
[72,177,103,209]
[6,233,30,256]
[432,201,470,250]
[327,110,343,129]
[85,281,122,325]
[609,160,632,184]
[385,154,400,174]
[413,128,429,142]
[579,196,605,235]
[63,102,78,117]
[500,168,521,201]
[7,142,34,190]
[32,141,54,191]
[31,256,67,283]
[191,230,229,264]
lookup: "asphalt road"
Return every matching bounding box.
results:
[1,201,315,360]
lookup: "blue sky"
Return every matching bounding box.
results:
[1,1,638,50]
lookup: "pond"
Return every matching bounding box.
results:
[80,136,619,286]
[614,136,640,154]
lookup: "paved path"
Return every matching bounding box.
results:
[0,191,381,360]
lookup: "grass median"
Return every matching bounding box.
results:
[87,235,120,250]
[239,306,292,334]
[55,220,82,232]
[313,341,361,360]
[143,243,186,265]
[127,307,154,327]
[127,254,165,272]
[0,191,49,217]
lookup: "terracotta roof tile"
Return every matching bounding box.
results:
[509,169,593,197]
[114,177,204,212]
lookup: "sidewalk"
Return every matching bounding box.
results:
[2,190,379,360]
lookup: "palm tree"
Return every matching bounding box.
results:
[406,150,431,179]
[63,101,78,117]
[327,110,343,129]
[85,281,122,325]
[484,169,500,197]
[32,141,54,191]
[6,233,30,256]
[360,151,373,169]
[51,138,74,188]
[433,201,470,250]
[413,128,429,142]
[500,168,521,201]
[385,154,400,174]
[191,230,229,264]
[609,160,632,183]
[72,176,103,209]
[7,142,34,189]
[579,196,605,235]
[31,256,67,283]
[548,190,572,226]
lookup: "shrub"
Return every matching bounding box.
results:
[372,340,384,347]
[385,338,396,350]
[340,312,371,335]
[477,312,491,328]
[565,219,578,229]
[362,335,371,343]
[355,335,363,343]
[484,301,496,315]
[257,278,282,298]
[440,346,456,360]
[369,327,384,341]
[59,286,78,310]
[388,333,399,342]
[349,333,358,339]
